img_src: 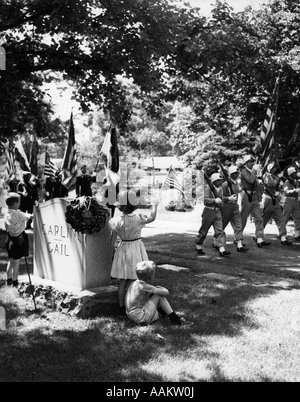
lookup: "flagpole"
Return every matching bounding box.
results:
[42,145,47,201]
[259,72,281,173]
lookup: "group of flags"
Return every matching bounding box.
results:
[43,112,77,188]
[4,112,122,206]
[5,112,78,190]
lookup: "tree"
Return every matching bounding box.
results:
[165,0,300,167]
[0,0,196,140]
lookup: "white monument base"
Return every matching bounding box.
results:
[33,198,112,291]
[18,274,118,318]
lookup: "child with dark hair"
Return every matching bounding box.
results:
[4,192,32,288]
[125,261,192,326]
[109,189,159,315]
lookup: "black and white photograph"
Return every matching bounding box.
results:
[0,0,300,385]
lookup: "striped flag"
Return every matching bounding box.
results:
[14,138,31,172]
[5,147,15,179]
[260,74,281,173]
[30,136,39,176]
[161,166,185,195]
[62,112,77,189]
[44,150,59,178]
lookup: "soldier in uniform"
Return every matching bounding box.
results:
[240,155,271,248]
[220,165,249,252]
[281,166,300,242]
[195,173,231,257]
[262,162,292,245]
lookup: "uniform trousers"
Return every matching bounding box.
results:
[196,207,226,248]
[282,198,300,238]
[222,202,243,241]
[262,196,286,237]
[241,192,264,239]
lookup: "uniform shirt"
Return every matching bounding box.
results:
[4,209,31,237]
[240,167,259,191]
[240,167,262,200]
[263,172,280,197]
[204,185,223,208]
[283,179,299,199]
[222,179,241,203]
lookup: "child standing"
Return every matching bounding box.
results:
[109,189,158,315]
[126,260,192,326]
[4,192,32,288]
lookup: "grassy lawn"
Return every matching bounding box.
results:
[0,205,300,382]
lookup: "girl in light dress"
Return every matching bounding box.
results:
[109,189,159,315]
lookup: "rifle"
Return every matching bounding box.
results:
[203,171,215,195]
[218,160,233,195]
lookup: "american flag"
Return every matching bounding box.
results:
[260,75,281,173]
[44,151,58,178]
[14,138,31,172]
[161,167,185,195]
[5,147,15,179]
[62,112,77,189]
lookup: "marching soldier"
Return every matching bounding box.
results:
[195,173,231,257]
[221,165,249,252]
[262,162,292,245]
[281,167,300,242]
[240,155,271,248]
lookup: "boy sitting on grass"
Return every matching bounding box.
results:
[125,260,192,326]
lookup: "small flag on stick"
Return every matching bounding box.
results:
[44,150,59,178]
[161,166,185,196]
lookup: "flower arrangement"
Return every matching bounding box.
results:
[65,196,110,235]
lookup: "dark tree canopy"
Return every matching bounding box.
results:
[0,0,196,140]
[1,0,300,171]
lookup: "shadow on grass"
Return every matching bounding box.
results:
[0,230,298,382]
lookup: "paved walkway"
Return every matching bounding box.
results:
[0,203,295,240]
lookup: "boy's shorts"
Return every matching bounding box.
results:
[5,232,29,260]
[127,299,160,325]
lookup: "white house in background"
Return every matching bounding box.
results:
[140,156,184,186]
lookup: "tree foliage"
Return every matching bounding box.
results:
[1,0,300,172]
[0,0,194,140]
